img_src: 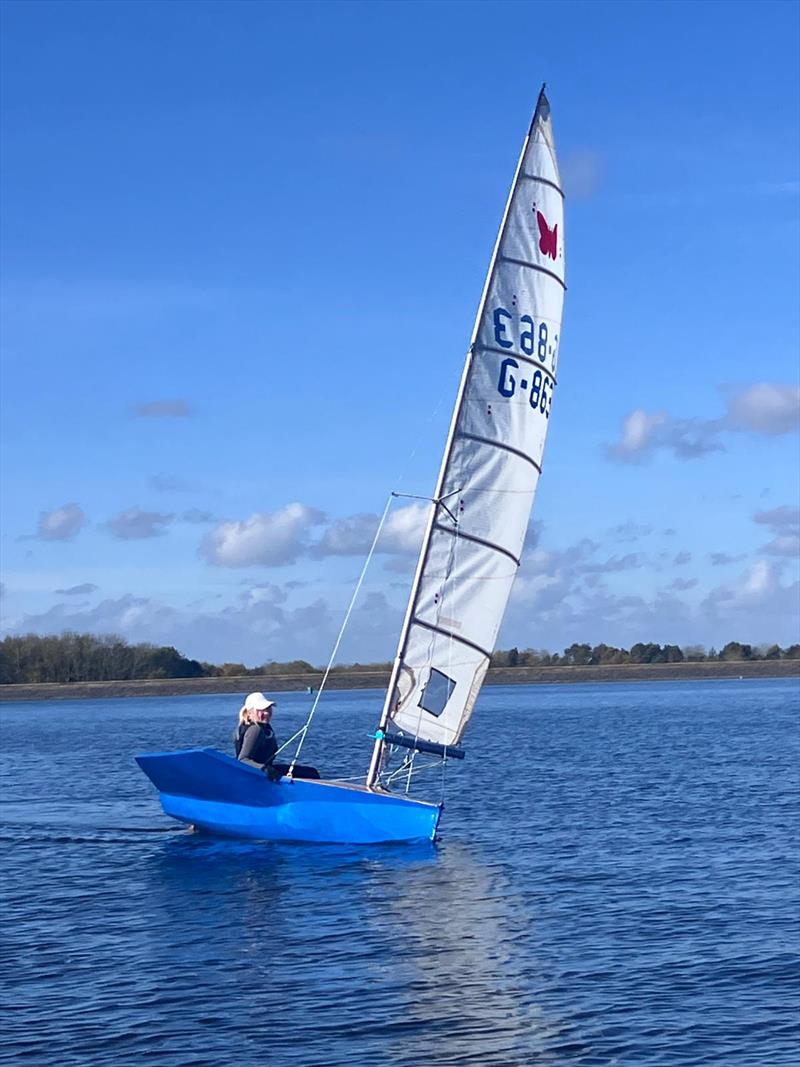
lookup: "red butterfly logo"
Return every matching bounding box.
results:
[536,210,558,260]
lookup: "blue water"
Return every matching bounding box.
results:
[1,678,798,1065]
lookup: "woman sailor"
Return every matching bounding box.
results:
[234,691,319,781]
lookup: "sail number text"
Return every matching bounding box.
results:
[492,306,556,418]
[492,307,559,368]
[498,358,554,418]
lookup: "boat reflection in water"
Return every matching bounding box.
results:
[142,835,566,1063]
[367,840,568,1065]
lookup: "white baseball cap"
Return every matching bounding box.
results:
[243,691,275,712]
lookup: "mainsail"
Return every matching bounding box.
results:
[368,88,565,783]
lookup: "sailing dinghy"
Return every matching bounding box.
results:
[137,87,566,844]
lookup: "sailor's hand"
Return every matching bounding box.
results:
[263,764,283,782]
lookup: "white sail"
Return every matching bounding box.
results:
[377,90,565,758]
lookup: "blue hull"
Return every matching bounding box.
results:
[136,748,441,844]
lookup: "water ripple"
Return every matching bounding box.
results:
[1,678,798,1065]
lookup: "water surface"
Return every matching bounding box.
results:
[1,678,798,1065]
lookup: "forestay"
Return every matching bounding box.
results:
[376,90,566,761]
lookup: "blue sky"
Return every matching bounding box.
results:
[1,0,798,665]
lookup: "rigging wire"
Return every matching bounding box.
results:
[385,754,443,786]
[440,514,461,803]
[287,493,395,777]
[404,750,416,794]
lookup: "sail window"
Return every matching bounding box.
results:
[419,668,456,718]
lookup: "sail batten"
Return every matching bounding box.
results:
[431,523,522,568]
[475,344,557,377]
[456,432,543,472]
[520,173,565,197]
[497,256,567,288]
[367,90,565,779]
[411,618,494,661]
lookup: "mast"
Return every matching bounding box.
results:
[366,88,551,789]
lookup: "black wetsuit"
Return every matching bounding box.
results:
[233,723,247,758]
[237,722,279,765]
[234,722,319,780]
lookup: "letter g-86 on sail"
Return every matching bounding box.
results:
[497,357,555,419]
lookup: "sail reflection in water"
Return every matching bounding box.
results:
[144,836,566,1065]
[364,843,565,1064]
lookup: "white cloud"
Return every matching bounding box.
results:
[105,508,174,540]
[606,383,799,463]
[503,534,799,652]
[7,595,179,639]
[708,552,746,566]
[380,502,429,555]
[181,509,217,524]
[581,552,645,574]
[742,560,774,596]
[753,505,800,558]
[200,503,326,567]
[753,505,800,529]
[512,568,573,613]
[54,582,99,596]
[764,535,800,557]
[668,577,698,591]
[606,409,722,462]
[5,533,798,666]
[726,384,800,436]
[606,409,668,461]
[313,513,381,557]
[312,501,428,558]
[524,521,543,552]
[36,503,87,541]
[242,584,287,609]
[609,521,654,543]
[3,584,403,667]
[703,559,799,621]
[196,500,424,572]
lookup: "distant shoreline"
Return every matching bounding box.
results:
[1,658,797,702]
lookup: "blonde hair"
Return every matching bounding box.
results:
[237,706,252,728]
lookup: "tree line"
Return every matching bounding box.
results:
[0,634,207,684]
[488,641,800,667]
[1,632,798,686]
